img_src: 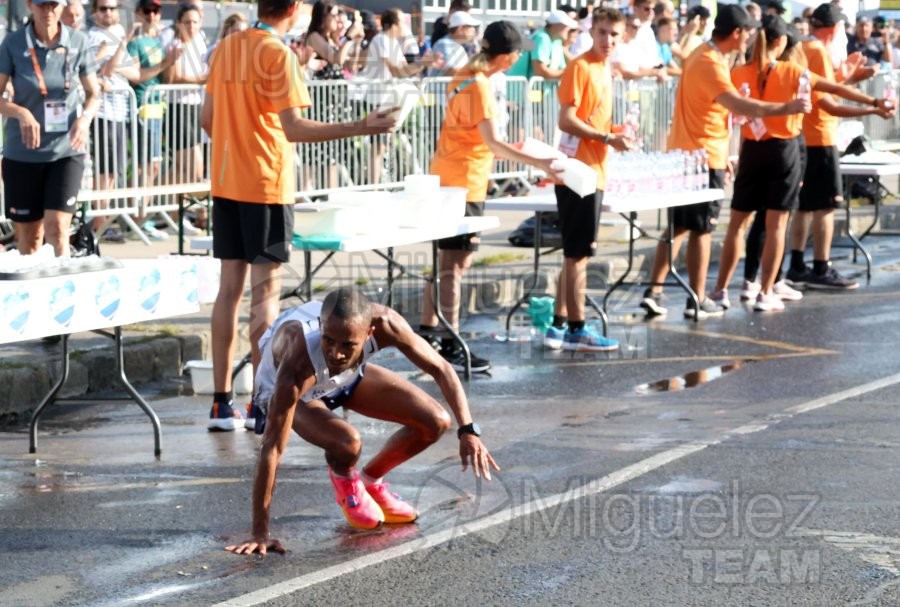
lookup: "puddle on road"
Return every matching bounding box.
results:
[635,360,746,394]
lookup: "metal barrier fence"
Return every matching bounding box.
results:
[2,70,900,227]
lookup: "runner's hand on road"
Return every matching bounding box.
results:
[225,536,287,557]
[460,435,499,481]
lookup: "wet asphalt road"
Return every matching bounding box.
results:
[2,242,900,606]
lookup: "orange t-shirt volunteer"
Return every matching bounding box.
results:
[557,50,613,191]
[206,28,312,205]
[801,39,838,147]
[429,70,497,202]
[667,42,736,170]
[731,61,819,140]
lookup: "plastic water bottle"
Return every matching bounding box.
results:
[882,66,896,109]
[624,81,641,141]
[698,149,709,191]
[733,83,750,126]
[797,70,811,101]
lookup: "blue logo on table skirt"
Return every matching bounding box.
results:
[2,289,30,333]
[179,267,198,304]
[95,275,121,320]
[50,280,76,327]
[139,268,162,312]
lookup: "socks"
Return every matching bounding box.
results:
[790,250,806,272]
[213,391,233,404]
[552,315,567,329]
[360,471,383,487]
[418,324,437,332]
[568,320,585,333]
[812,259,829,276]
[331,468,355,480]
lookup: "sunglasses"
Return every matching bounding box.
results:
[142,7,159,14]
[97,6,119,11]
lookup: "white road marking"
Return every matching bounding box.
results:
[213,371,900,607]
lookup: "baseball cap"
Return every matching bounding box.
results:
[449,11,481,29]
[766,0,786,15]
[686,6,711,20]
[481,20,533,55]
[761,14,788,39]
[137,0,162,8]
[714,4,760,34]
[546,9,579,29]
[810,3,842,27]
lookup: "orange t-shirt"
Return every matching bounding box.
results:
[557,50,613,190]
[429,70,497,202]
[801,39,838,147]
[667,43,735,170]
[206,28,311,204]
[731,61,819,140]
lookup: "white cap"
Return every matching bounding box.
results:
[449,11,481,29]
[546,9,579,29]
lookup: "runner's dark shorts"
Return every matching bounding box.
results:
[672,169,725,233]
[438,202,483,251]
[212,197,294,264]
[732,137,802,213]
[322,365,366,410]
[2,156,84,222]
[799,145,842,211]
[92,118,128,175]
[555,184,603,258]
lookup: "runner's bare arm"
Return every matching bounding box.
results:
[226,327,317,556]
[371,305,500,479]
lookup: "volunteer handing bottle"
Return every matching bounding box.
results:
[0,0,100,257]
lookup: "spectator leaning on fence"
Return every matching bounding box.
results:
[639,5,810,320]
[87,0,139,242]
[427,10,480,78]
[200,0,399,431]
[417,20,561,374]
[126,0,182,241]
[848,17,890,67]
[507,9,576,81]
[678,5,709,59]
[0,0,99,257]
[655,16,681,76]
[431,0,472,47]
[786,3,884,291]
[544,8,633,353]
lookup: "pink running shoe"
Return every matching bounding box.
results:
[329,469,384,530]
[366,482,419,524]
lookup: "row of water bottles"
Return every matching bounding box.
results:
[606,149,710,197]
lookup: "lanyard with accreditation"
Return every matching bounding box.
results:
[25,26,71,133]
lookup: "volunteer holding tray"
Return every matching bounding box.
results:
[418,20,561,374]
[545,7,633,353]
[0,0,99,257]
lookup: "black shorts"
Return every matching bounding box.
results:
[555,185,603,258]
[731,137,802,213]
[2,156,84,222]
[92,118,127,175]
[672,169,725,233]
[212,197,294,264]
[169,103,202,151]
[438,202,483,251]
[799,145,842,211]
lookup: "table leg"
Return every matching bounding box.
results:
[431,239,470,380]
[665,207,699,321]
[29,334,70,454]
[844,180,873,280]
[113,327,162,458]
[505,211,543,336]
[304,251,313,301]
[603,211,637,317]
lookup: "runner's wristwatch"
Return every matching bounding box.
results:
[457,422,482,439]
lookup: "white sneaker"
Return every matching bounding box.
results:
[740,279,761,301]
[753,292,785,312]
[180,218,201,236]
[709,288,730,310]
[772,279,803,301]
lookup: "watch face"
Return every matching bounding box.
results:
[470,422,482,436]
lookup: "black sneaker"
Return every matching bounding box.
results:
[440,345,491,373]
[785,265,812,287]
[683,297,726,320]
[640,288,668,317]
[416,327,442,351]
[805,266,859,290]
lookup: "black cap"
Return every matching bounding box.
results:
[481,20,533,55]
[874,15,887,27]
[714,5,760,35]
[766,0,786,15]
[810,3,842,28]
[686,5,711,20]
[761,13,788,39]
[784,23,800,51]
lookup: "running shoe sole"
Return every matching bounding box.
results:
[640,297,667,316]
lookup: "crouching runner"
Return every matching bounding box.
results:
[226,288,499,556]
